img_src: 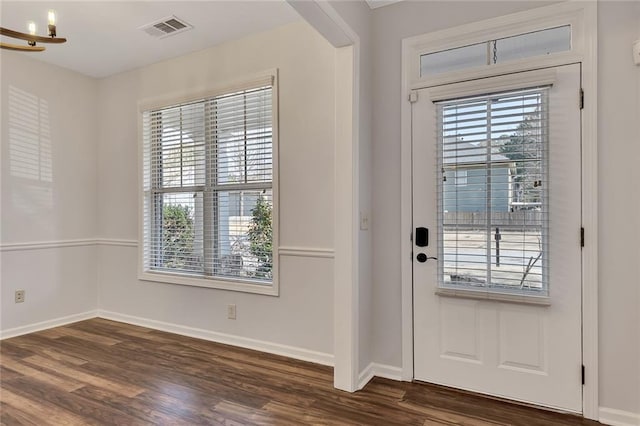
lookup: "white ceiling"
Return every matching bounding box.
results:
[364,0,404,9]
[0,1,301,78]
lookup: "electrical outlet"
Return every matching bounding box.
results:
[227,304,236,320]
[15,290,25,303]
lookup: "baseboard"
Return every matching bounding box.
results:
[373,363,404,380]
[358,362,376,390]
[0,310,99,340]
[358,362,404,389]
[96,310,334,367]
[600,407,640,426]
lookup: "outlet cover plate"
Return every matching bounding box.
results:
[227,304,236,320]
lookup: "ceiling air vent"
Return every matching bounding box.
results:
[140,16,193,39]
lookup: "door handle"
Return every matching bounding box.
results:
[416,253,437,263]
[416,227,429,247]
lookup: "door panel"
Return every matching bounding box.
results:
[412,64,582,412]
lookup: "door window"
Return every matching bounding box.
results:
[437,87,548,294]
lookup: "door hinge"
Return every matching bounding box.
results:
[580,88,584,110]
[409,91,418,103]
[581,227,585,247]
[582,365,585,385]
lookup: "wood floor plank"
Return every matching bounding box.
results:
[0,386,91,425]
[0,341,35,359]
[0,319,602,426]
[2,335,88,365]
[1,401,44,426]
[0,366,23,382]
[22,355,144,398]
[0,356,85,392]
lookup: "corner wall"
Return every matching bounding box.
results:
[96,21,337,360]
[327,0,376,386]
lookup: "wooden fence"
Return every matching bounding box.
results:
[443,211,543,230]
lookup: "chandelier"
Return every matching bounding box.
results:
[0,10,67,52]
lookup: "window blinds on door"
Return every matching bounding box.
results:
[436,87,549,293]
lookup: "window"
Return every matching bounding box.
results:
[420,25,571,77]
[437,87,548,294]
[141,77,275,291]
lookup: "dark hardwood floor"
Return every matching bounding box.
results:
[0,319,599,425]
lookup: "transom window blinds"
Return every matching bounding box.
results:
[436,87,549,294]
[142,82,274,284]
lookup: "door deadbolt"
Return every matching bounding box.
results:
[416,227,429,247]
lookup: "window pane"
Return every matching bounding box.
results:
[156,103,206,188]
[496,26,571,63]
[143,83,274,286]
[419,25,571,77]
[437,88,548,295]
[214,190,272,282]
[420,42,487,77]
[153,192,204,274]
[214,88,273,185]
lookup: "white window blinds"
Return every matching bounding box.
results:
[436,87,549,294]
[142,82,274,284]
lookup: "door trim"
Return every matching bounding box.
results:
[400,2,598,419]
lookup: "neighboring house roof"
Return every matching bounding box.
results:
[444,140,511,165]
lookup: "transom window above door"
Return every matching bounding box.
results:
[420,25,571,77]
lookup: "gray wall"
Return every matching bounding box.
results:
[370,0,558,369]
[596,1,640,415]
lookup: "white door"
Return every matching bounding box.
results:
[412,64,582,412]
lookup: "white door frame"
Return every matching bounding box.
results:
[399,2,599,420]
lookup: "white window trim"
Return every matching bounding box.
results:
[137,69,280,297]
[400,2,598,420]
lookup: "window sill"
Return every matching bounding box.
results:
[435,287,551,306]
[138,271,278,296]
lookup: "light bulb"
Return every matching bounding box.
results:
[48,10,56,26]
[27,21,36,35]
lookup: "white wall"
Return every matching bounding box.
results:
[370,0,640,418]
[597,1,640,418]
[96,21,337,358]
[328,0,375,381]
[0,52,99,333]
[370,0,557,369]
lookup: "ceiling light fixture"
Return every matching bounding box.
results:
[0,10,67,52]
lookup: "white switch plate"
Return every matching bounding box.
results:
[359,212,369,230]
[633,40,640,65]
